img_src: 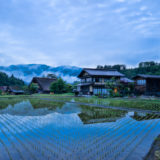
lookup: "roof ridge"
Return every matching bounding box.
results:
[34,77,57,79]
[83,68,117,71]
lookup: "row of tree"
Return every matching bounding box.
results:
[97,61,160,78]
[0,72,25,86]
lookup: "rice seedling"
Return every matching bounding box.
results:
[1,97,160,160]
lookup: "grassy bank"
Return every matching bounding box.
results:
[1,94,160,111]
[145,135,160,160]
[79,105,127,124]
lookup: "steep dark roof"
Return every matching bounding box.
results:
[0,86,8,92]
[133,74,160,79]
[32,77,57,92]
[78,68,124,78]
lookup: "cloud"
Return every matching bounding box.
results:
[116,0,125,3]
[114,8,127,13]
[0,0,160,67]
[140,6,147,11]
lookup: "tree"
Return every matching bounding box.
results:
[23,85,30,94]
[29,83,38,94]
[97,65,103,69]
[65,83,73,93]
[0,72,24,86]
[50,78,66,94]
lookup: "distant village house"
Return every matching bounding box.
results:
[0,86,8,94]
[133,74,160,96]
[0,86,24,95]
[30,77,57,94]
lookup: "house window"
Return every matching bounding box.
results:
[137,80,146,85]
[94,78,102,82]
[93,88,110,95]
[104,78,111,82]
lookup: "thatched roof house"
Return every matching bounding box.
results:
[30,77,57,93]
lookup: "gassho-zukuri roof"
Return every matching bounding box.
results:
[31,77,57,92]
[133,74,160,79]
[78,68,124,78]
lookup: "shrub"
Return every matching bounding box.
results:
[29,83,39,94]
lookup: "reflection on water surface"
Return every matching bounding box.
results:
[0,99,160,160]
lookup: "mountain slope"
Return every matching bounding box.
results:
[0,64,82,83]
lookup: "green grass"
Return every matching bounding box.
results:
[0,95,66,110]
[0,97,27,109]
[71,97,160,111]
[1,94,160,111]
[32,93,74,97]
[78,105,127,124]
[29,98,64,110]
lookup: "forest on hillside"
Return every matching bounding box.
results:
[0,72,25,86]
[97,61,160,78]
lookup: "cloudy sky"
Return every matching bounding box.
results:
[0,0,160,67]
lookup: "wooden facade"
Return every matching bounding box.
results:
[0,86,24,95]
[133,74,160,96]
[77,68,124,95]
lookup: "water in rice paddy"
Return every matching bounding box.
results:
[0,99,160,160]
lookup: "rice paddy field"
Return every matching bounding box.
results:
[0,96,160,160]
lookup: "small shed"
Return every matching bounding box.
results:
[133,74,160,96]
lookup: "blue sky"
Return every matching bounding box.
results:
[0,0,160,67]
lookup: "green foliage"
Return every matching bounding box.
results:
[97,61,160,78]
[105,77,117,90]
[65,83,73,93]
[29,83,39,94]
[117,81,134,96]
[121,64,160,78]
[0,72,24,86]
[50,78,74,94]
[50,78,66,94]
[97,64,126,71]
[0,89,2,95]
[23,85,30,94]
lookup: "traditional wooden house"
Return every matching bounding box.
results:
[77,68,124,95]
[30,77,57,93]
[0,86,8,94]
[7,86,24,95]
[133,74,160,96]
